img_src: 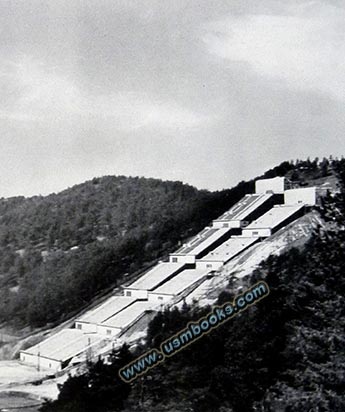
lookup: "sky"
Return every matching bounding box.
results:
[1,0,345,197]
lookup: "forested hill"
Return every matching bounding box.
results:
[0,158,334,329]
[41,158,345,412]
[0,175,253,328]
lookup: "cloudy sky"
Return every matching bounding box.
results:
[1,0,345,197]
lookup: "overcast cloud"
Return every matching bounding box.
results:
[1,0,344,197]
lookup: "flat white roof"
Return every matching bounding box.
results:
[76,296,136,324]
[244,205,304,230]
[202,237,258,262]
[173,227,230,256]
[215,193,273,222]
[126,262,185,291]
[22,329,103,362]
[102,301,151,329]
[152,268,209,296]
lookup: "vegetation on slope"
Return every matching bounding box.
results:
[3,157,316,329]
[40,157,344,412]
[0,175,258,328]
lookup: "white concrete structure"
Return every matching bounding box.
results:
[198,236,259,265]
[213,193,274,228]
[255,177,285,194]
[98,301,151,336]
[75,296,135,332]
[123,288,147,299]
[195,260,223,270]
[169,227,231,263]
[20,329,103,371]
[284,187,317,206]
[169,254,195,264]
[242,205,305,237]
[20,181,320,371]
[148,268,210,303]
[123,262,185,298]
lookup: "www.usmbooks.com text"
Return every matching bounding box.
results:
[119,281,270,382]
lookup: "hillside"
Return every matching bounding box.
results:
[39,157,345,412]
[0,158,335,331]
[0,175,254,329]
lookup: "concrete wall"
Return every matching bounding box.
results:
[242,228,271,238]
[20,352,62,371]
[169,255,195,264]
[212,220,241,229]
[284,187,316,206]
[195,260,223,270]
[255,177,285,194]
[97,325,121,337]
[75,322,97,333]
[123,288,148,299]
[148,293,173,305]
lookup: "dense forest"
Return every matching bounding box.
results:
[40,157,344,412]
